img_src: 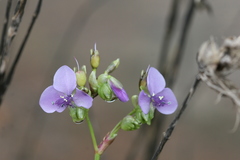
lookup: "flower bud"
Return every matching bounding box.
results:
[76,65,87,87]
[97,74,114,101]
[69,107,87,124]
[97,73,109,85]
[97,83,114,102]
[108,76,129,102]
[89,69,99,94]
[105,58,120,74]
[121,115,141,131]
[90,44,100,69]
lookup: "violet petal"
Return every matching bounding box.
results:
[110,83,129,102]
[56,105,67,113]
[147,67,166,96]
[53,65,77,95]
[155,88,178,115]
[138,90,151,114]
[73,88,93,109]
[39,86,63,113]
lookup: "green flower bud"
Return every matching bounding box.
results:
[97,74,115,101]
[89,69,99,94]
[90,44,100,69]
[76,65,87,87]
[105,58,120,74]
[121,115,141,131]
[98,83,114,102]
[97,73,109,85]
[69,107,87,124]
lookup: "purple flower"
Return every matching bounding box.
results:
[108,77,129,102]
[39,65,93,113]
[138,67,178,114]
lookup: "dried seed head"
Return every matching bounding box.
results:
[197,38,221,74]
[198,35,240,131]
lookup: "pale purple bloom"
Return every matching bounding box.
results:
[138,67,178,114]
[109,77,129,102]
[39,65,93,113]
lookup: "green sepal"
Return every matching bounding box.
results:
[97,83,113,101]
[89,69,98,94]
[131,95,155,125]
[69,107,87,124]
[121,115,141,131]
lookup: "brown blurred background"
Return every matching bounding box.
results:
[1,0,240,159]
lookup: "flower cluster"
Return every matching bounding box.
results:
[39,46,130,117]
[38,45,178,158]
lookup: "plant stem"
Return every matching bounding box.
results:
[86,110,99,159]
[94,153,100,160]
[109,121,121,138]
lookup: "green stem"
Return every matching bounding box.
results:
[86,110,100,159]
[109,121,122,138]
[94,153,100,160]
[109,108,137,138]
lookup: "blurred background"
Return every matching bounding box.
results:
[1,0,240,159]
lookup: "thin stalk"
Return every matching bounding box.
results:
[159,0,179,76]
[0,0,42,105]
[0,0,12,79]
[86,110,98,152]
[151,76,201,160]
[167,0,195,87]
[94,153,100,160]
[5,0,42,86]
[0,0,12,68]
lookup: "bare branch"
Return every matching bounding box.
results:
[158,0,179,75]
[0,0,42,105]
[0,0,27,80]
[6,0,42,86]
[0,0,12,76]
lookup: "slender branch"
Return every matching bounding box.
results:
[167,0,195,87]
[0,0,27,69]
[0,0,42,105]
[0,0,12,70]
[151,77,201,160]
[2,0,27,58]
[159,0,179,76]
[5,0,42,86]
